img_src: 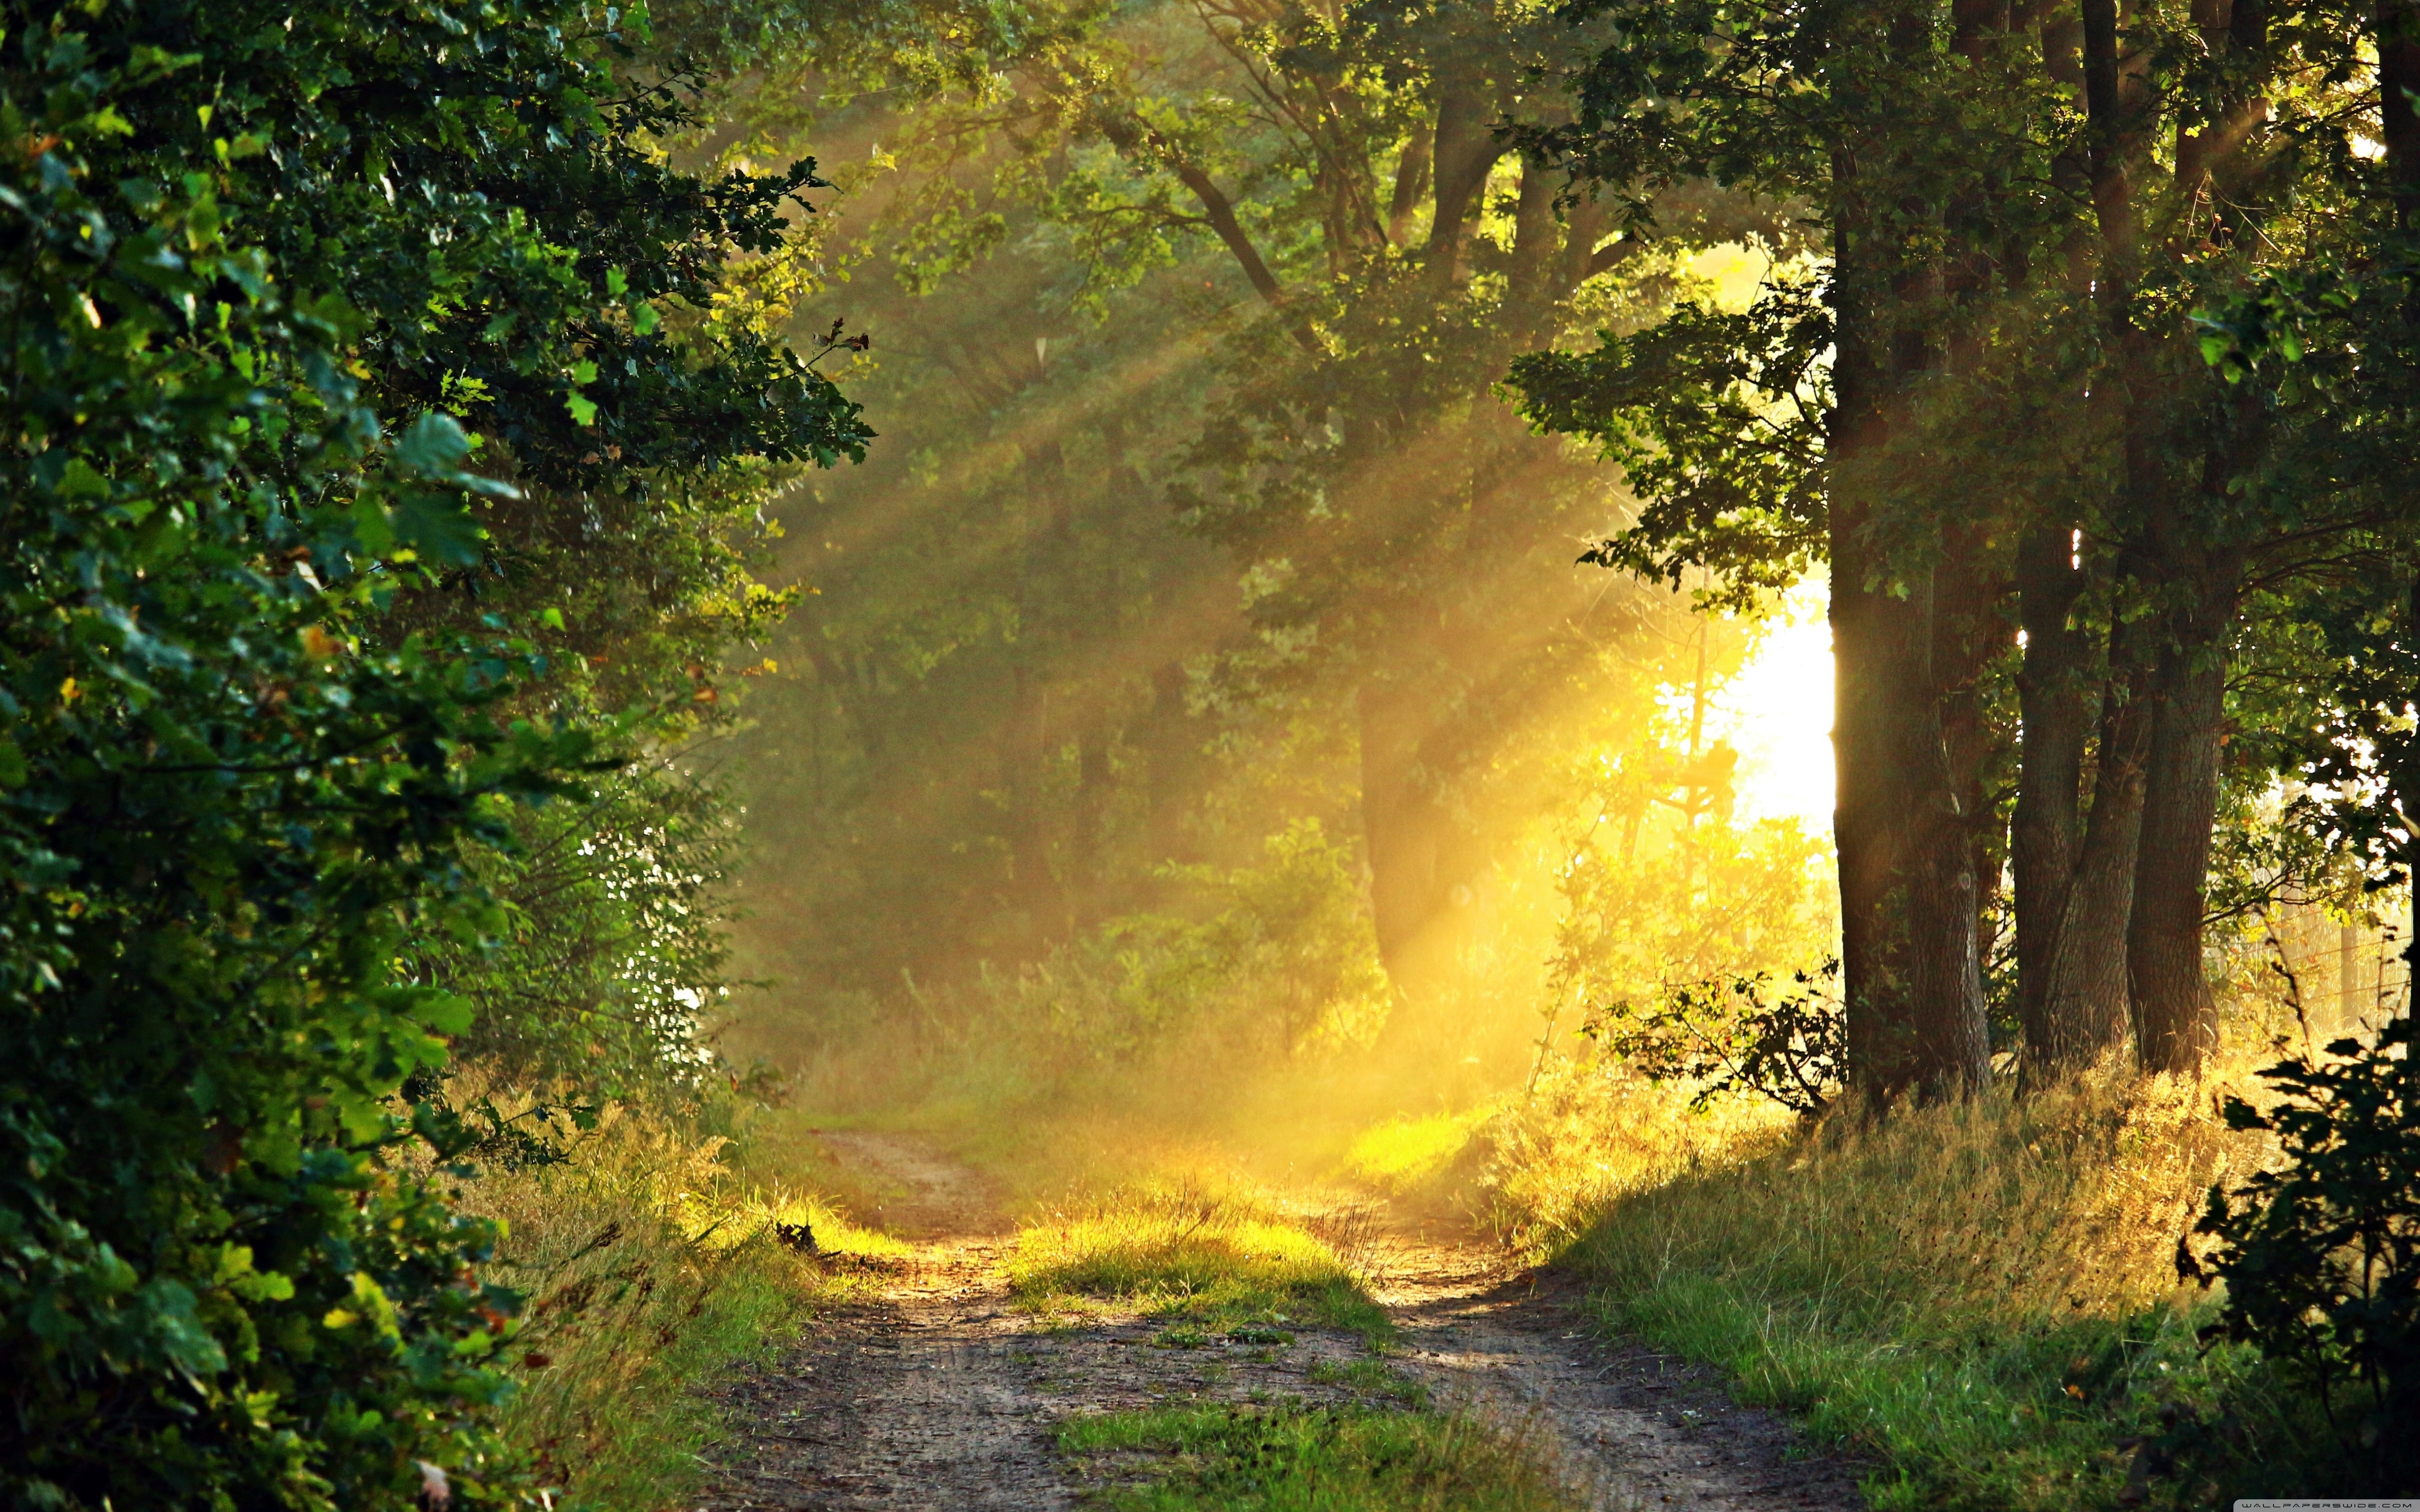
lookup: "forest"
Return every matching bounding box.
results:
[1,0,2416,1507]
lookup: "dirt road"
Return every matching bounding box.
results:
[703,1134,1867,1511]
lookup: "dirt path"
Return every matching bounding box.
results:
[704,1138,1866,1511]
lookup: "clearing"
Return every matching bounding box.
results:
[703,1133,1867,1511]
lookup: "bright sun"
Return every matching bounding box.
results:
[1706,582,1836,832]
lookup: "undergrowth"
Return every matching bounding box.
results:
[1056,1402,1572,1511]
[460,1104,890,1509]
[1010,1179,1392,1346]
[1506,1059,2335,1510]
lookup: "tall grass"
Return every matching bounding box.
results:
[458,1106,891,1509]
[1493,1059,2329,1510]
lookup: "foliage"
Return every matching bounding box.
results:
[424,763,747,1103]
[1551,806,1837,1033]
[0,1,860,1506]
[1586,962,1845,1117]
[1513,274,1832,610]
[803,817,1391,1119]
[2195,1017,2420,1489]
[2190,253,2420,908]
[1056,1401,1573,1512]
[718,0,1722,1023]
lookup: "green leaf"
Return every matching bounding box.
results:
[389,486,485,566]
[56,457,111,500]
[411,992,475,1036]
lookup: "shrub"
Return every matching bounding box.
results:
[2195,1014,2420,1489]
[423,763,746,1104]
[0,3,862,1506]
[1584,959,1845,1117]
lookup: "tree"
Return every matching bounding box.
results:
[720,0,1733,1012]
[1512,0,2377,1094]
[0,1,864,1503]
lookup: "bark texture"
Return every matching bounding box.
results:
[2013,523,2097,1080]
[2128,618,2230,1071]
[1829,183,1918,1099]
[2037,617,2153,1070]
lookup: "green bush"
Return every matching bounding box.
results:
[0,3,863,1506]
[2197,1014,2420,1491]
[424,763,747,1103]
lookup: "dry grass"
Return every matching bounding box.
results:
[1481,1046,2308,1510]
[1477,1064,1798,1251]
[457,1105,890,1510]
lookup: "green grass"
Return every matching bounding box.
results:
[1343,1106,1495,1197]
[1056,1403,1570,1511]
[499,1228,814,1509]
[1551,1079,2335,1510]
[466,1111,881,1510]
[1011,1183,1393,1346]
[1307,1357,1431,1408]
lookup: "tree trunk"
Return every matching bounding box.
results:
[1357,675,1456,988]
[2128,607,2231,1072]
[1386,119,1434,247]
[1072,715,1113,909]
[1002,441,1070,945]
[1002,663,1063,941]
[1505,156,1561,311]
[1143,660,1195,871]
[2129,530,2236,1074]
[1423,82,1507,292]
[1828,176,1920,1099]
[2014,522,2096,1079]
[2035,610,2154,1071]
[1903,527,1996,1099]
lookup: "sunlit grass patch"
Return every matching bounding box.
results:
[1056,1402,1571,1512]
[464,1108,855,1511]
[1545,1065,2328,1510]
[684,1187,915,1261]
[1010,1182,1390,1345]
[1344,1106,1495,1195]
[1480,1066,1794,1254]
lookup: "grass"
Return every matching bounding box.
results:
[1055,1402,1572,1512]
[1009,1178,1394,1346]
[1498,1059,2333,1510]
[1307,1357,1431,1408]
[1343,1106,1496,1198]
[459,1104,894,1510]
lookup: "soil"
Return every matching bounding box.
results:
[702,1134,1868,1512]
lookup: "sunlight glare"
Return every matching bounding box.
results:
[1706,583,1835,831]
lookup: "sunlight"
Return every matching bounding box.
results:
[1707,583,1835,831]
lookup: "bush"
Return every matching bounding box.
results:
[1585,959,1845,1117]
[424,763,747,1104]
[0,4,862,1506]
[2195,1014,2420,1490]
